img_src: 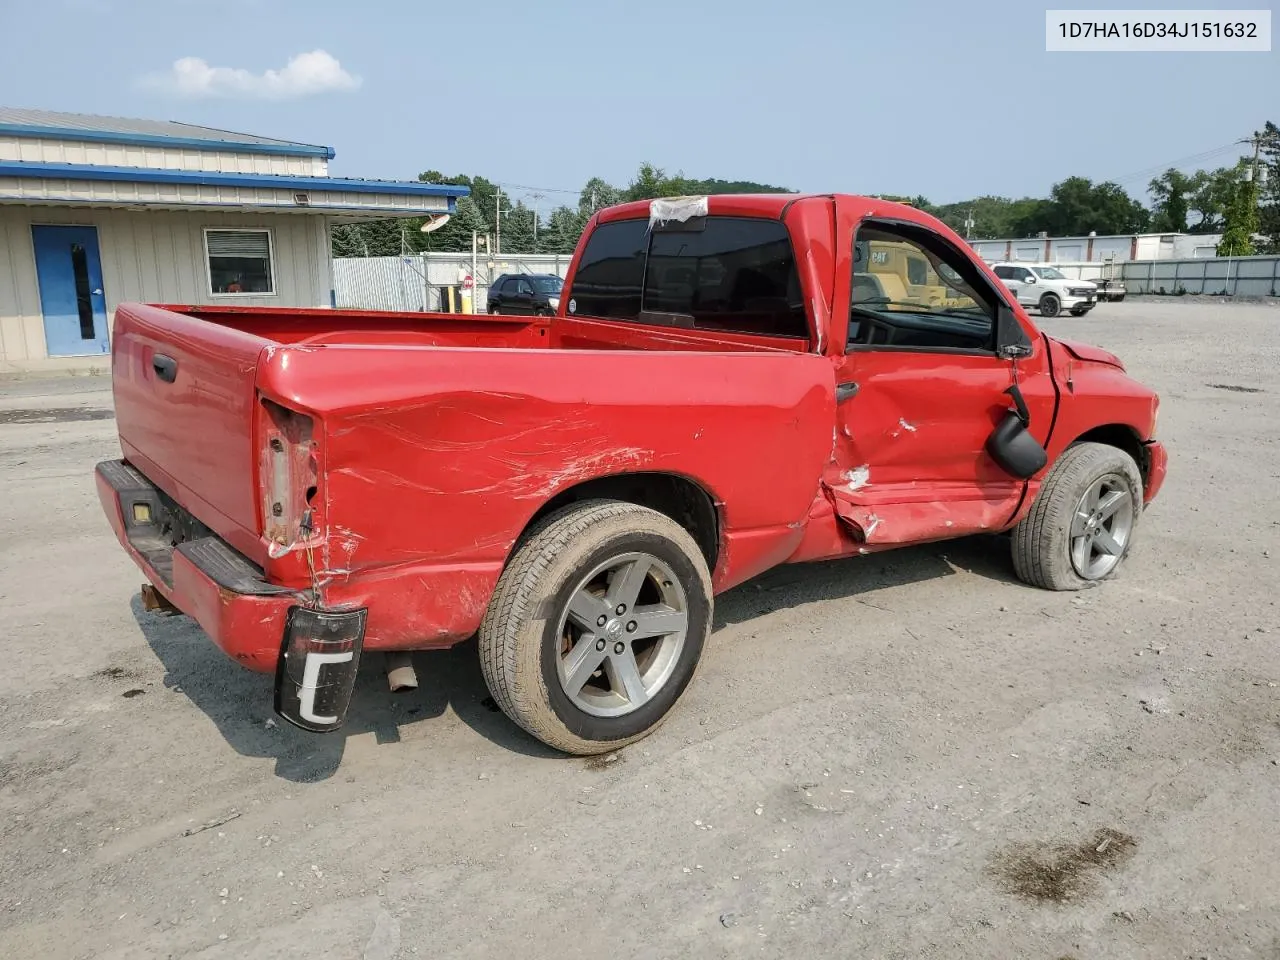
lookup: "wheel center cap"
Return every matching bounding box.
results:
[604,619,624,642]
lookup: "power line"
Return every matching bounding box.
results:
[1105,141,1249,187]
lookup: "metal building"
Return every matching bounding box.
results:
[968,231,1223,264]
[0,107,466,373]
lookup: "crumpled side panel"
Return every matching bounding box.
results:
[824,486,1016,546]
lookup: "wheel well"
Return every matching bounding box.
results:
[1074,424,1148,481]
[526,473,720,569]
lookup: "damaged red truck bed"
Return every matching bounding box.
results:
[97,193,1167,754]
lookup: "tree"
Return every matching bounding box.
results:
[1148,168,1193,233]
[1032,177,1150,235]
[544,205,586,255]
[419,196,489,254]
[1185,167,1237,233]
[1255,121,1280,253]
[331,218,415,258]
[1217,165,1259,257]
[578,177,623,218]
[500,201,538,254]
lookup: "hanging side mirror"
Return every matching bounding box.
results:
[985,382,1048,479]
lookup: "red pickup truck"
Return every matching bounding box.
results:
[97,194,1167,755]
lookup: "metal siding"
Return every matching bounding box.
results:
[0,210,40,360]
[0,136,328,176]
[0,178,451,214]
[0,165,457,214]
[0,206,331,363]
[0,108,334,157]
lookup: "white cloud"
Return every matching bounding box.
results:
[144,50,361,100]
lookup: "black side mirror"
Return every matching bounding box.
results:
[995,303,1032,359]
[985,383,1048,479]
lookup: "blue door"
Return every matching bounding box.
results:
[31,225,110,357]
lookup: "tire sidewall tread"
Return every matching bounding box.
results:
[1011,442,1143,591]
[478,500,712,755]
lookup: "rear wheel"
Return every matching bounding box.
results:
[488,303,500,315]
[1039,293,1061,318]
[478,500,712,755]
[1011,442,1143,591]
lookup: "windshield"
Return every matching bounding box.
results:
[532,276,564,294]
[1033,266,1066,280]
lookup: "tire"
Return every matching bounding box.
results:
[478,500,713,755]
[488,304,500,315]
[1039,293,1061,318]
[1115,294,1126,302]
[1011,442,1143,591]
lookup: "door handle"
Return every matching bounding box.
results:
[152,354,178,383]
[835,381,859,402]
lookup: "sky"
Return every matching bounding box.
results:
[1,0,1275,209]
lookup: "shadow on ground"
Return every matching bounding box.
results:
[713,533,1018,629]
[135,534,1019,781]
[133,596,561,784]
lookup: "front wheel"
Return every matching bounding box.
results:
[478,500,712,755]
[1011,442,1143,591]
[1039,293,1062,318]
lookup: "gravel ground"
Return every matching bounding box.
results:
[1,299,1278,960]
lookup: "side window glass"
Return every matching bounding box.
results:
[849,222,996,352]
[565,219,648,319]
[518,279,534,296]
[993,265,1012,280]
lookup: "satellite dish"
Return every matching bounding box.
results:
[419,214,451,233]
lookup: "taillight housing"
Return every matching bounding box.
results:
[274,606,366,731]
[259,398,320,556]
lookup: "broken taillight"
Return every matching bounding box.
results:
[259,397,320,556]
[274,606,366,731]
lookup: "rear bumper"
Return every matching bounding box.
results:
[1143,440,1168,505]
[96,460,304,673]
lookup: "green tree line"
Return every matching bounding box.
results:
[333,124,1280,260]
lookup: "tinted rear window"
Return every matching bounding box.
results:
[567,220,648,320]
[567,216,808,340]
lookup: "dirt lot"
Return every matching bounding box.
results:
[1,298,1278,960]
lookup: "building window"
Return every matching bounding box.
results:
[205,229,275,296]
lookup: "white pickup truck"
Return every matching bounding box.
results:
[991,263,1098,318]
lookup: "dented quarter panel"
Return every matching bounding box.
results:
[258,342,836,646]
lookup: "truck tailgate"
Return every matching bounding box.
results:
[111,303,268,561]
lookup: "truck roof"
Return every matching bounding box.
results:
[596,193,919,223]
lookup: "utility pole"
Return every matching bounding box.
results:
[530,191,545,253]
[495,186,502,256]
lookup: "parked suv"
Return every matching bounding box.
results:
[487,273,563,315]
[992,263,1097,317]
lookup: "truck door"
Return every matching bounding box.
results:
[824,213,1055,544]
